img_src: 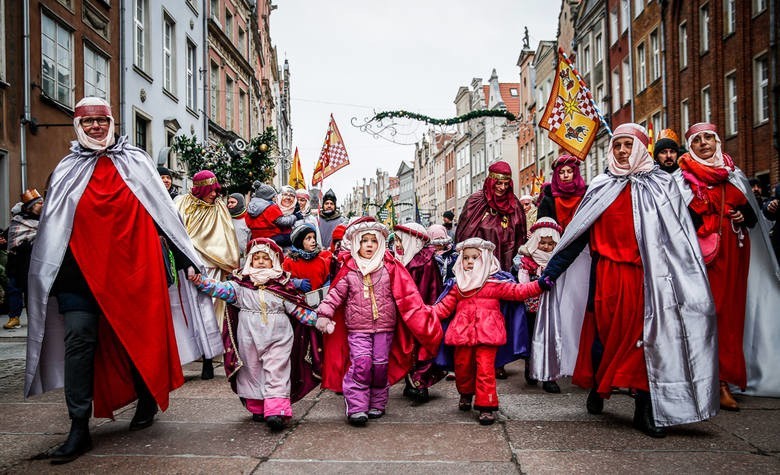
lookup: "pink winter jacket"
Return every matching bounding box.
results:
[317,265,397,333]
[432,280,542,346]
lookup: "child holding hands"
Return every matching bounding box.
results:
[432,237,552,425]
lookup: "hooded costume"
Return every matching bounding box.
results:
[531,123,718,428]
[678,122,780,398]
[228,193,251,256]
[25,97,223,419]
[455,161,526,271]
[428,224,457,284]
[294,189,322,245]
[537,155,587,231]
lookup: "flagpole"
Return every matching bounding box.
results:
[558,47,613,137]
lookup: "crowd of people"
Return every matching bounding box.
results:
[6,96,779,464]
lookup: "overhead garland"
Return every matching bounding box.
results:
[372,109,517,125]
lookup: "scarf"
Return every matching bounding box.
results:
[277,185,296,215]
[551,155,587,198]
[607,123,655,177]
[350,230,386,276]
[518,217,561,270]
[483,161,519,215]
[396,229,426,266]
[73,97,116,151]
[685,128,728,169]
[241,242,284,285]
[289,245,322,261]
[453,238,501,292]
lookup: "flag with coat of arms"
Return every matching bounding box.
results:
[311,114,350,186]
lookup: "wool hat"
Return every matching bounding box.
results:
[442,210,455,220]
[191,170,221,199]
[253,182,277,201]
[331,223,347,242]
[291,223,317,249]
[653,137,680,159]
[228,192,246,217]
[158,166,172,177]
[322,189,337,205]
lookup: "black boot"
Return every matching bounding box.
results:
[130,370,158,431]
[403,376,422,401]
[586,388,603,414]
[201,358,214,380]
[633,391,666,438]
[542,380,561,393]
[50,418,92,465]
[524,360,538,386]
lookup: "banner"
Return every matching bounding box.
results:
[377,196,396,228]
[288,147,306,189]
[311,114,350,186]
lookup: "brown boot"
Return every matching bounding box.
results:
[719,381,739,411]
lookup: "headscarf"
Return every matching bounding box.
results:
[453,237,500,292]
[191,170,221,200]
[678,123,735,189]
[483,161,519,215]
[277,185,297,215]
[296,189,311,214]
[427,224,452,255]
[684,122,730,170]
[345,217,389,276]
[228,193,246,218]
[394,223,430,266]
[551,155,587,197]
[241,238,284,285]
[73,97,116,151]
[607,123,655,176]
[518,217,562,270]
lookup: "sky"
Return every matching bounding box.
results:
[271,1,560,203]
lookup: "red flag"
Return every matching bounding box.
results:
[312,115,350,187]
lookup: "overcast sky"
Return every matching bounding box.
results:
[271,1,560,203]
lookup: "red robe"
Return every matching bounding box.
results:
[554,195,583,231]
[320,251,443,392]
[69,157,183,418]
[456,191,526,271]
[283,250,333,290]
[405,246,442,305]
[572,187,649,396]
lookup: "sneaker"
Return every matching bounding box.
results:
[3,317,20,330]
[348,412,368,427]
[367,408,385,419]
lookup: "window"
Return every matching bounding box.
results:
[634,0,644,17]
[754,56,769,123]
[724,0,736,35]
[650,30,660,81]
[238,27,245,56]
[701,86,711,123]
[163,17,175,93]
[225,10,233,39]
[186,41,197,110]
[596,85,605,112]
[700,4,710,53]
[135,113,150,152]
[620,0,629,33]
[609,10,618,45]
[725,73,738,135]
[636,43,646,91]
[41,13,73,106]
[621,59,631,105]
[210,0,219,21]
[210,62,219,120]
[681,99,690,134]
[238,89,246,137]
[225,76,233,130]
[134,0,148,70]
[582,45,590,75]
[753,0,767,14]
[595,33,603,64]
[84,45,108,100]
[651,112,662,138]
[612,69,621,112]
[679,22,688,68]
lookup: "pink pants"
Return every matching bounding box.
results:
[342,331,393,415]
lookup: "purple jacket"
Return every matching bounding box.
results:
[317,266,397,333]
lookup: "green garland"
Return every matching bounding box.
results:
[171,127,278,194]
[372,109,517,125]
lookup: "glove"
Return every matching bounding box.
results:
[294,211,304,221]
[292,278,312,292]
[538,275,555,291]
[315,317,335,334]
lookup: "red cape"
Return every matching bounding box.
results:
[70,157,183,418]
[320,251,443,392]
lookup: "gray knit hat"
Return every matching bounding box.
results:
[253,182,277,201]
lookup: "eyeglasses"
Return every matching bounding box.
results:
[80,117,110,127]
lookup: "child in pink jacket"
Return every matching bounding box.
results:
[432,237,552,425]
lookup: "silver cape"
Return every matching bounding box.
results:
[24,136,224,399]
[531,166,719,427]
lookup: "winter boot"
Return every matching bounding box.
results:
[3,316,21,329]
[265,416,286,431]
[130,372,158,431]
[523,360,538,386]
[586,388,603,415]
[719,381,739,411]
[633,391,666,438]
[201,358,214,380]
[50,418,92,465]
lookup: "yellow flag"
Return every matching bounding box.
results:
[288,147,306,189]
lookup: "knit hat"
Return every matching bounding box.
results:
[442,210,455,220]
[191,170,221,200]
[158,166,172,177]
[322,189,337,206]
[253,182,277,201]
[291,223,317,249]
[331,223,347,242]
[228,192,246,217]
[653,137,679,159]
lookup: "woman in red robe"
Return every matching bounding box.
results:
[678,122,757,411]
[537,154,587,231]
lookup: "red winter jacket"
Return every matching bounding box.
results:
[433,280,542,346]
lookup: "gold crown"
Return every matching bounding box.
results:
[21,188,42,204]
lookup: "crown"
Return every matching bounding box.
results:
[21,188,42,204]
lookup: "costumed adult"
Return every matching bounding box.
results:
[394,223,446,403]
[4,189,43,330]
[318,189,345,249]
[295,189,322,245]
[519,194,538,233]
[158,166,178,199]
[537,154,586,231]
[678,122,780,407]
[175,171,240,379]
[24,97,223,464]
[428,224,457,284]
[227,193,251,259]
[763,185,780,266]
[455,160,526,272]
[531,123,719,438]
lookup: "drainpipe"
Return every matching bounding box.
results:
[20,0,31,191]
[119,0,126,135]
[660,3,668,127]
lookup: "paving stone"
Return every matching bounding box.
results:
[708,409,780,453]
[506,420,752,452]
[258,460,519,474]
[273,421,512,462]
[0,402,78,434]
[88,421,281,458]
[0,433,66,472]
[304,394,480,424]
[13,455,261,474]
[514,451,780,474]
[500,391,636,422]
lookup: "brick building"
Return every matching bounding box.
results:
[630,0,664,135]
[517,48,537,195]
